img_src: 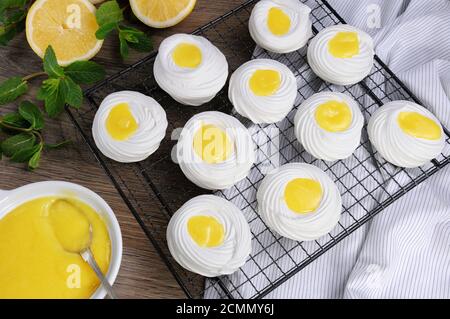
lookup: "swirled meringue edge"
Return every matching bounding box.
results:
[167,194,252,277]
[368,100,445,168]
[228,58,298,124]
[154,33,229,106]
[249,0,313,54]
[257,163,342,241]
[294,92,364,161]
[307,25,375,86]
[92,91,168,163]
[176,111,256,190]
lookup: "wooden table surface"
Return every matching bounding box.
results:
[0,0,244,299]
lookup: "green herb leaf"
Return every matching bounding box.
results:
[64,61,106,84]
[10,143,41,163]
[18,100,44,130]
[62,77,82,108]
[38,78,67,117]
[95,21,118,40]
[119,26,153,53]
[0,0,27,12]
[28,146,42,170]
[1,112,29,129]
[1,132,36,157]
[43,46,64,78]
[96,0,123,27]
[45,140,72,149]
[0,24,17,46]
[119,32,129,59]
[0,76,28,105]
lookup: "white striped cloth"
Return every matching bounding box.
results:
[205,0,450,299]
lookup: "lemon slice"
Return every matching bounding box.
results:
[130,0,197,28]
[26,0,103,66]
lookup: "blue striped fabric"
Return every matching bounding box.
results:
[206,0,450,299]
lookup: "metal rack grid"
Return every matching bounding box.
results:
[67,0,450,299]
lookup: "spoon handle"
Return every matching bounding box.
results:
[81,248,118,299]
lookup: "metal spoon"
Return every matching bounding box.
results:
[50,199,118,299]
[80,225,118,299]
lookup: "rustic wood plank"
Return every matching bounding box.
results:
[0,0,245,299]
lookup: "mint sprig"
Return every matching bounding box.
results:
[95,0,153,59]
[0,45,105,170]
[0,45,105,117]
[0,101,67,170]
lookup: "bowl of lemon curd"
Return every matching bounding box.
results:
[0,181,122,299]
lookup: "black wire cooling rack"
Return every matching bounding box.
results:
[68,0,450,299]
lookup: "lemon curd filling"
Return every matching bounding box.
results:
[397,111,442,140]
[172,43,202,68]
[193,124,233,164]
[249,69,282,96]
[315,100,352,132]
[284,178,323,214]
[0,197,111,299]
[187,215,225,248]
[328,31,360,58]
[267,7,291,36]
[106,103,138,141]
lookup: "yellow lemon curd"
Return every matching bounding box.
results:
[187,215,225,248]
[193,124,233,164]
[328,31,360,58]
[397,111,442,140]
[249,69,282,96]
[284,178,323,214]
[267,7,291,36]
[0,197,111,299]
[315,100,353,132]
[172,43,202,68]
[106,103,139,141]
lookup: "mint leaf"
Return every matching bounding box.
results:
[11,143,41,163]
[116,27,152,59]
[0,0,27,11]
[1,112,29,129]
[37,78,58,100]
[1,132,36,157]
[64,61,105,84]
[28,146,42,170]
[119,32,129,58]
[96,1,123,27]
[0,24,17,45]
[96,22,118,40]
[43,46,64,78]
[0,76,28,104]
[19,101,44,130]
[38,78,67,117]
[62,77,82,108]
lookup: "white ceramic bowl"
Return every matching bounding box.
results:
[0,181,122,299]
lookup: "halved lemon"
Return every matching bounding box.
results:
[26,0,103,66]
[130,0,197,28]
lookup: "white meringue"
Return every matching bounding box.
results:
[92,91,168,163]
[249,0,312,54]
[257,163,342,242]
[177,111,255,190]
[368,100,445,168]
[228,59,298,124]
[167,194,252,277]
[307,25,375,85]
[154,34,228,106]
[294,92,364,161]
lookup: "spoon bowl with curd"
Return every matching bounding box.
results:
[0,181,122,299]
